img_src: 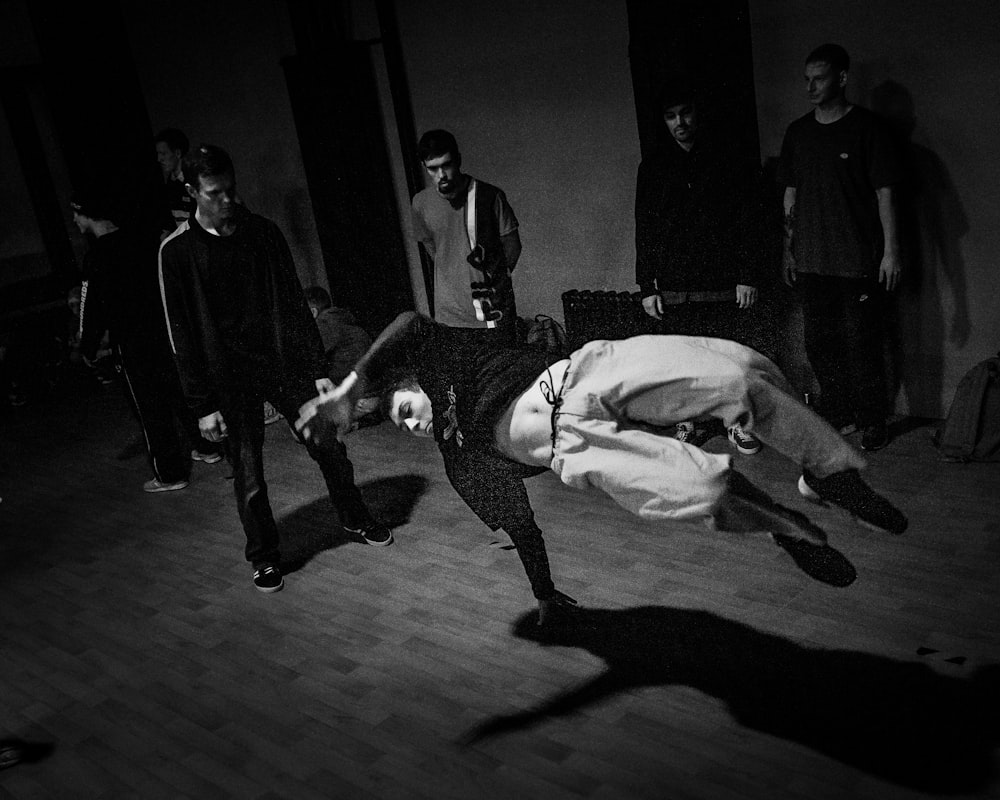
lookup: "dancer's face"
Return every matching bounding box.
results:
[390,388,434,438]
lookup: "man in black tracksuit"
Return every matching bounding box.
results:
[158,144,391,593]
[73,189,222,492]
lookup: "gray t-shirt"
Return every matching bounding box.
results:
[411,178,518,327]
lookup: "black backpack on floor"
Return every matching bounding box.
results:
[935,352,1000,462]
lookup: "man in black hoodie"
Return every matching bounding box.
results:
[158,145,391,594]
[635,83,765,456]
[73,188,222,493]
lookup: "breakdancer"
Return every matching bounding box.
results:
[296,312,906,622]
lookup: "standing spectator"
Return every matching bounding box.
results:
[778,44,902,451]
[154,127,194,237]
[304,286,373,383]
[304,285,380,428]
[72,188,221,493]
[635,83,764,455]
[159,144,392,594]
[411,129,522,346]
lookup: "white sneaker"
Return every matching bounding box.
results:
[143,478,188,493]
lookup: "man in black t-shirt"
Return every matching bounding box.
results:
[778,44,902,452]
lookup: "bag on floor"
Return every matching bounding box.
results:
[935,352,1000,462]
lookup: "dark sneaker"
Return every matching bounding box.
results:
[727,424,761,455]
[861,422,890,451]
[253,563,284,593]
[799,469,907,534]
[674,421,714,449]
[143,478,188,493]
[0,739,54,770]
[344,520,394,547]
[191,449,223,464]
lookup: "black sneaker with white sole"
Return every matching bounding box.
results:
[727,424,762,455]
[344,520,394,547]
[253,563,284,593]
[799,469,907,535]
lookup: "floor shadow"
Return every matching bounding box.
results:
[463,605,1000,795]
[278,473,428,573]
[772,535,857,587]
[890,415,938,439]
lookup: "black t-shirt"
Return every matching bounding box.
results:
[355,312,561,599]
[777,106,901,277]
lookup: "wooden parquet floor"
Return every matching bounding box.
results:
[2,375,999,799]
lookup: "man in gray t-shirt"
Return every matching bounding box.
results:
[411,129,521,344]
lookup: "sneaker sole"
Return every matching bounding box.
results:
[192,452,223,464]
[254,580,284,593]
[731,441,762,455]
[797,475,904,535]
[143,481,189,493]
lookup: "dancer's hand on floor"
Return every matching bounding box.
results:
[538,590,579,626]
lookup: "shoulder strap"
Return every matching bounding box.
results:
[465,179,477,250]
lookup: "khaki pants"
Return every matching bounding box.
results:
[550,336,866,522]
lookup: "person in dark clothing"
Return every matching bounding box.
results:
[158,144,392,594]
[303,285,373,384]
[635,82,766,455]
[778,44,903,451]
[296,312,907,624]
[72,189,222,493]
[154,127,194,239]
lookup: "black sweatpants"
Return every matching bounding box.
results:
[119,340,208,484]
[798,274,887,428]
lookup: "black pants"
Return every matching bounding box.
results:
[118,340,216,483]
[798,274,887,428]
[222,374,371,567]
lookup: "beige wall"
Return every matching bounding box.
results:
[751,0,1000,417]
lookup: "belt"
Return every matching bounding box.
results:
[658,290,732,305]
